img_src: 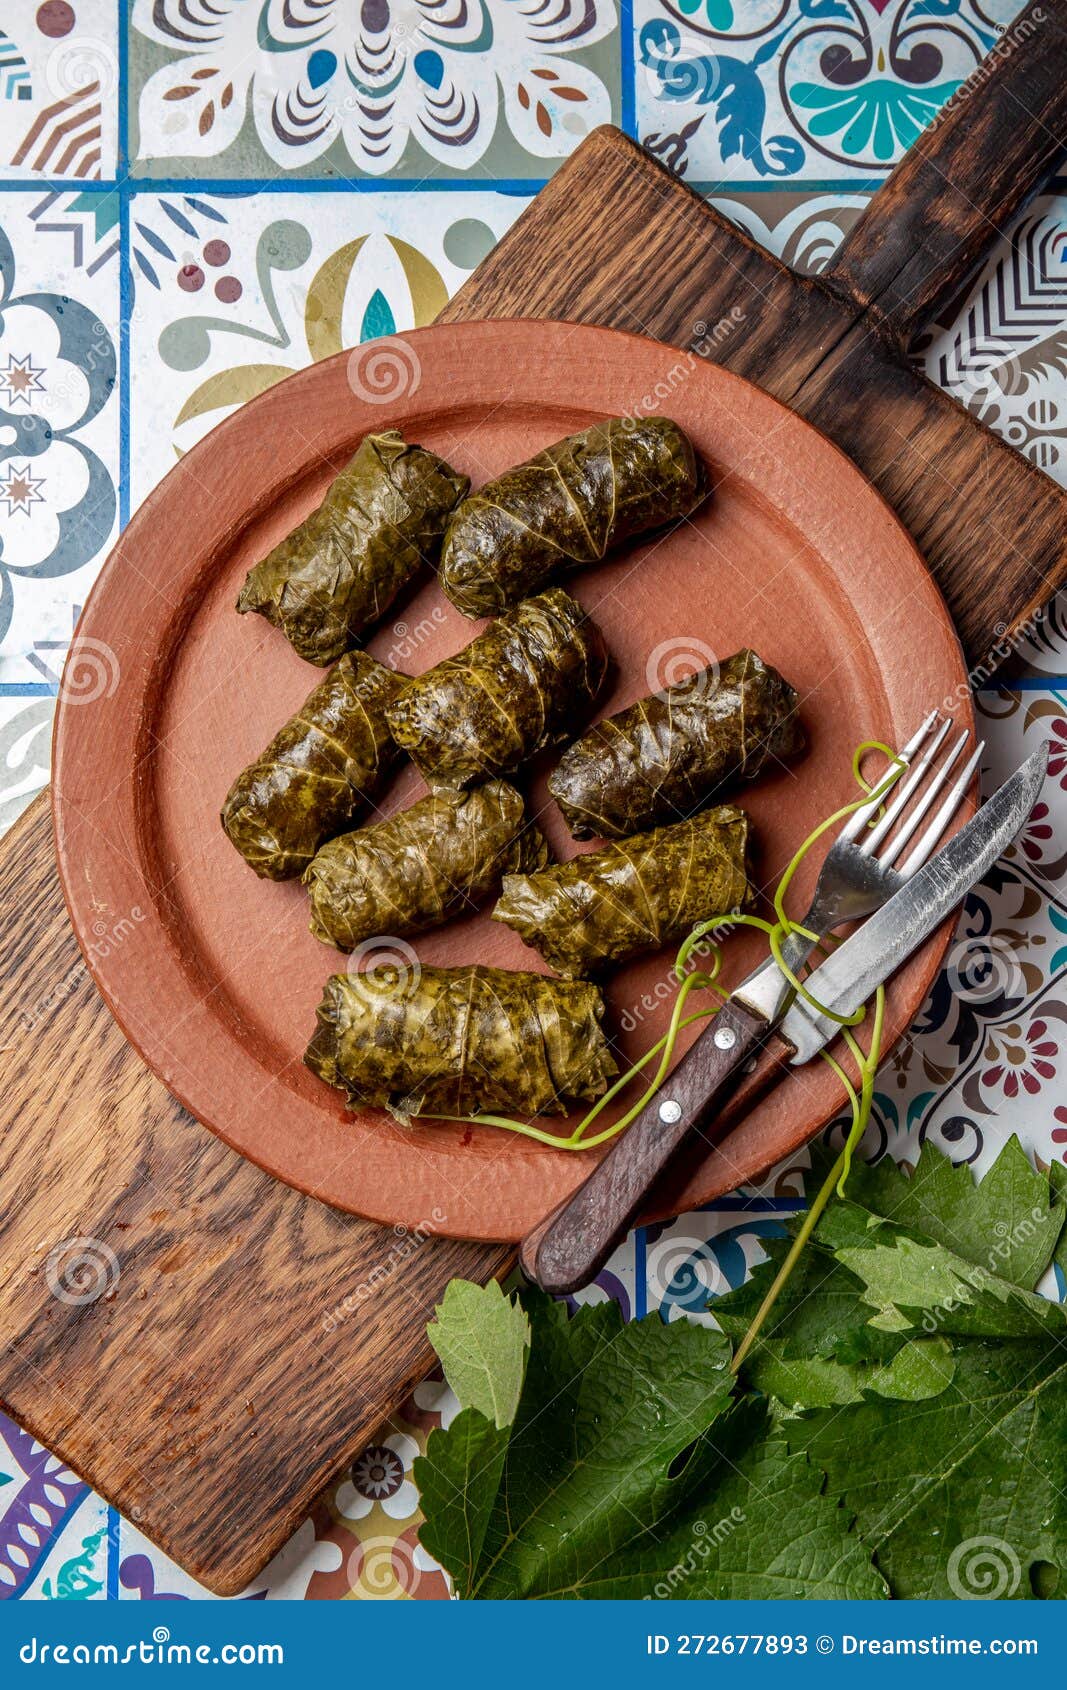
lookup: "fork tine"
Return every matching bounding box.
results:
[895,740,984,880]
[837,709,941,845]
[876,726,969,868]
[854,714,953,854]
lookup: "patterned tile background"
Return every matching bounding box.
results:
[2,0,1067,1601]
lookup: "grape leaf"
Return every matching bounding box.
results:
[785,1340,1067,1599]
[822,1222,1067,1340]
[715,1138,1067,1389]
[416,1408,509,1596]
[427,1278,530,1429]
[745,1336,955,1409]
[416,1144,1067,1602]
[415,1290,885,1600]
[828,1135,1067,1291]
[713,1242,904,1367]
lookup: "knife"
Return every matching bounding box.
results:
[520,740,1050,1296]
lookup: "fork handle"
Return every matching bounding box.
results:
[520,1000,771,1295]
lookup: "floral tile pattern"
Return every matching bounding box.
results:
[129,0,620,181]
[0,1,118,181]
[0,188,118,704]
[636,0,1024,187]
[3,0,1067,1606]
[919,189,1067,488]
[126,188,526,505]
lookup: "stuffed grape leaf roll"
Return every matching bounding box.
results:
[492,806,753,979]
[548,648,804,840]
[305,780,551,950]
[440,417,706,618]
[221,651,404,880]
[305,965,618,1122]
[236,430,469,665]
[386,587,608,789]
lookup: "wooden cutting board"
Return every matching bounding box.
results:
[3,0,1067,1594]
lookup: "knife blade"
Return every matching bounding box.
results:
[774,740,1050,1064]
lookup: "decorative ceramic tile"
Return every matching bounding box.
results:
[0,188,119,725]
[707,188,868,267]
[635,0,1025,188]
[919,188,1067,490]
[0,1,118,181]
[129,0,620,181]
[126,188,527,507]
[915,186,1067,680]
[0,1413,94,1598]
[0,693,52,831]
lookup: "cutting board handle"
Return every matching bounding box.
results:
[822,0,1067,346]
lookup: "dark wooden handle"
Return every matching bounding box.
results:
[520,1001,768,1295]
[822,0,1067,345]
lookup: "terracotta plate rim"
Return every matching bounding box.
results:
[51,319,973,1241]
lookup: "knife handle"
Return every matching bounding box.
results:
[520,1000,772,1296]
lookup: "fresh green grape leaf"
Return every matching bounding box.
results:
[414,1409,509,1599]
[472,1292,735,1598]
[713,1240,903,1365]
[567,1407,887,1601]
[825,1136,1067,1291]
[746,1336,955,1409]
[417,1290,884,1600]
[416,1146,1067,1603]
[427,1278,530,1428]
[785,1340,1067,1599]
[716,1141,1067,1376]
[814,1211,1067,1340]
[1049,1161,1067,1289]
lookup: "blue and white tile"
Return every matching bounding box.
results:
[635,0,1024,189]
[0,0,117,181]
[127,187,527,508]
[0,189,119,693]
[129,0,620,182]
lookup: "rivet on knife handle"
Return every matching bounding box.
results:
[519,999,768,1296]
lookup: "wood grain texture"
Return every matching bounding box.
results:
[0,794,511,1595]
[5,30,1067,1589]
[440,126,1067,667]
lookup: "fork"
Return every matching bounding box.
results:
[519,708,982,1290]
[737,708,983,1025]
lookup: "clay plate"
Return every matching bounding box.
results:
[52,320,973,1241]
